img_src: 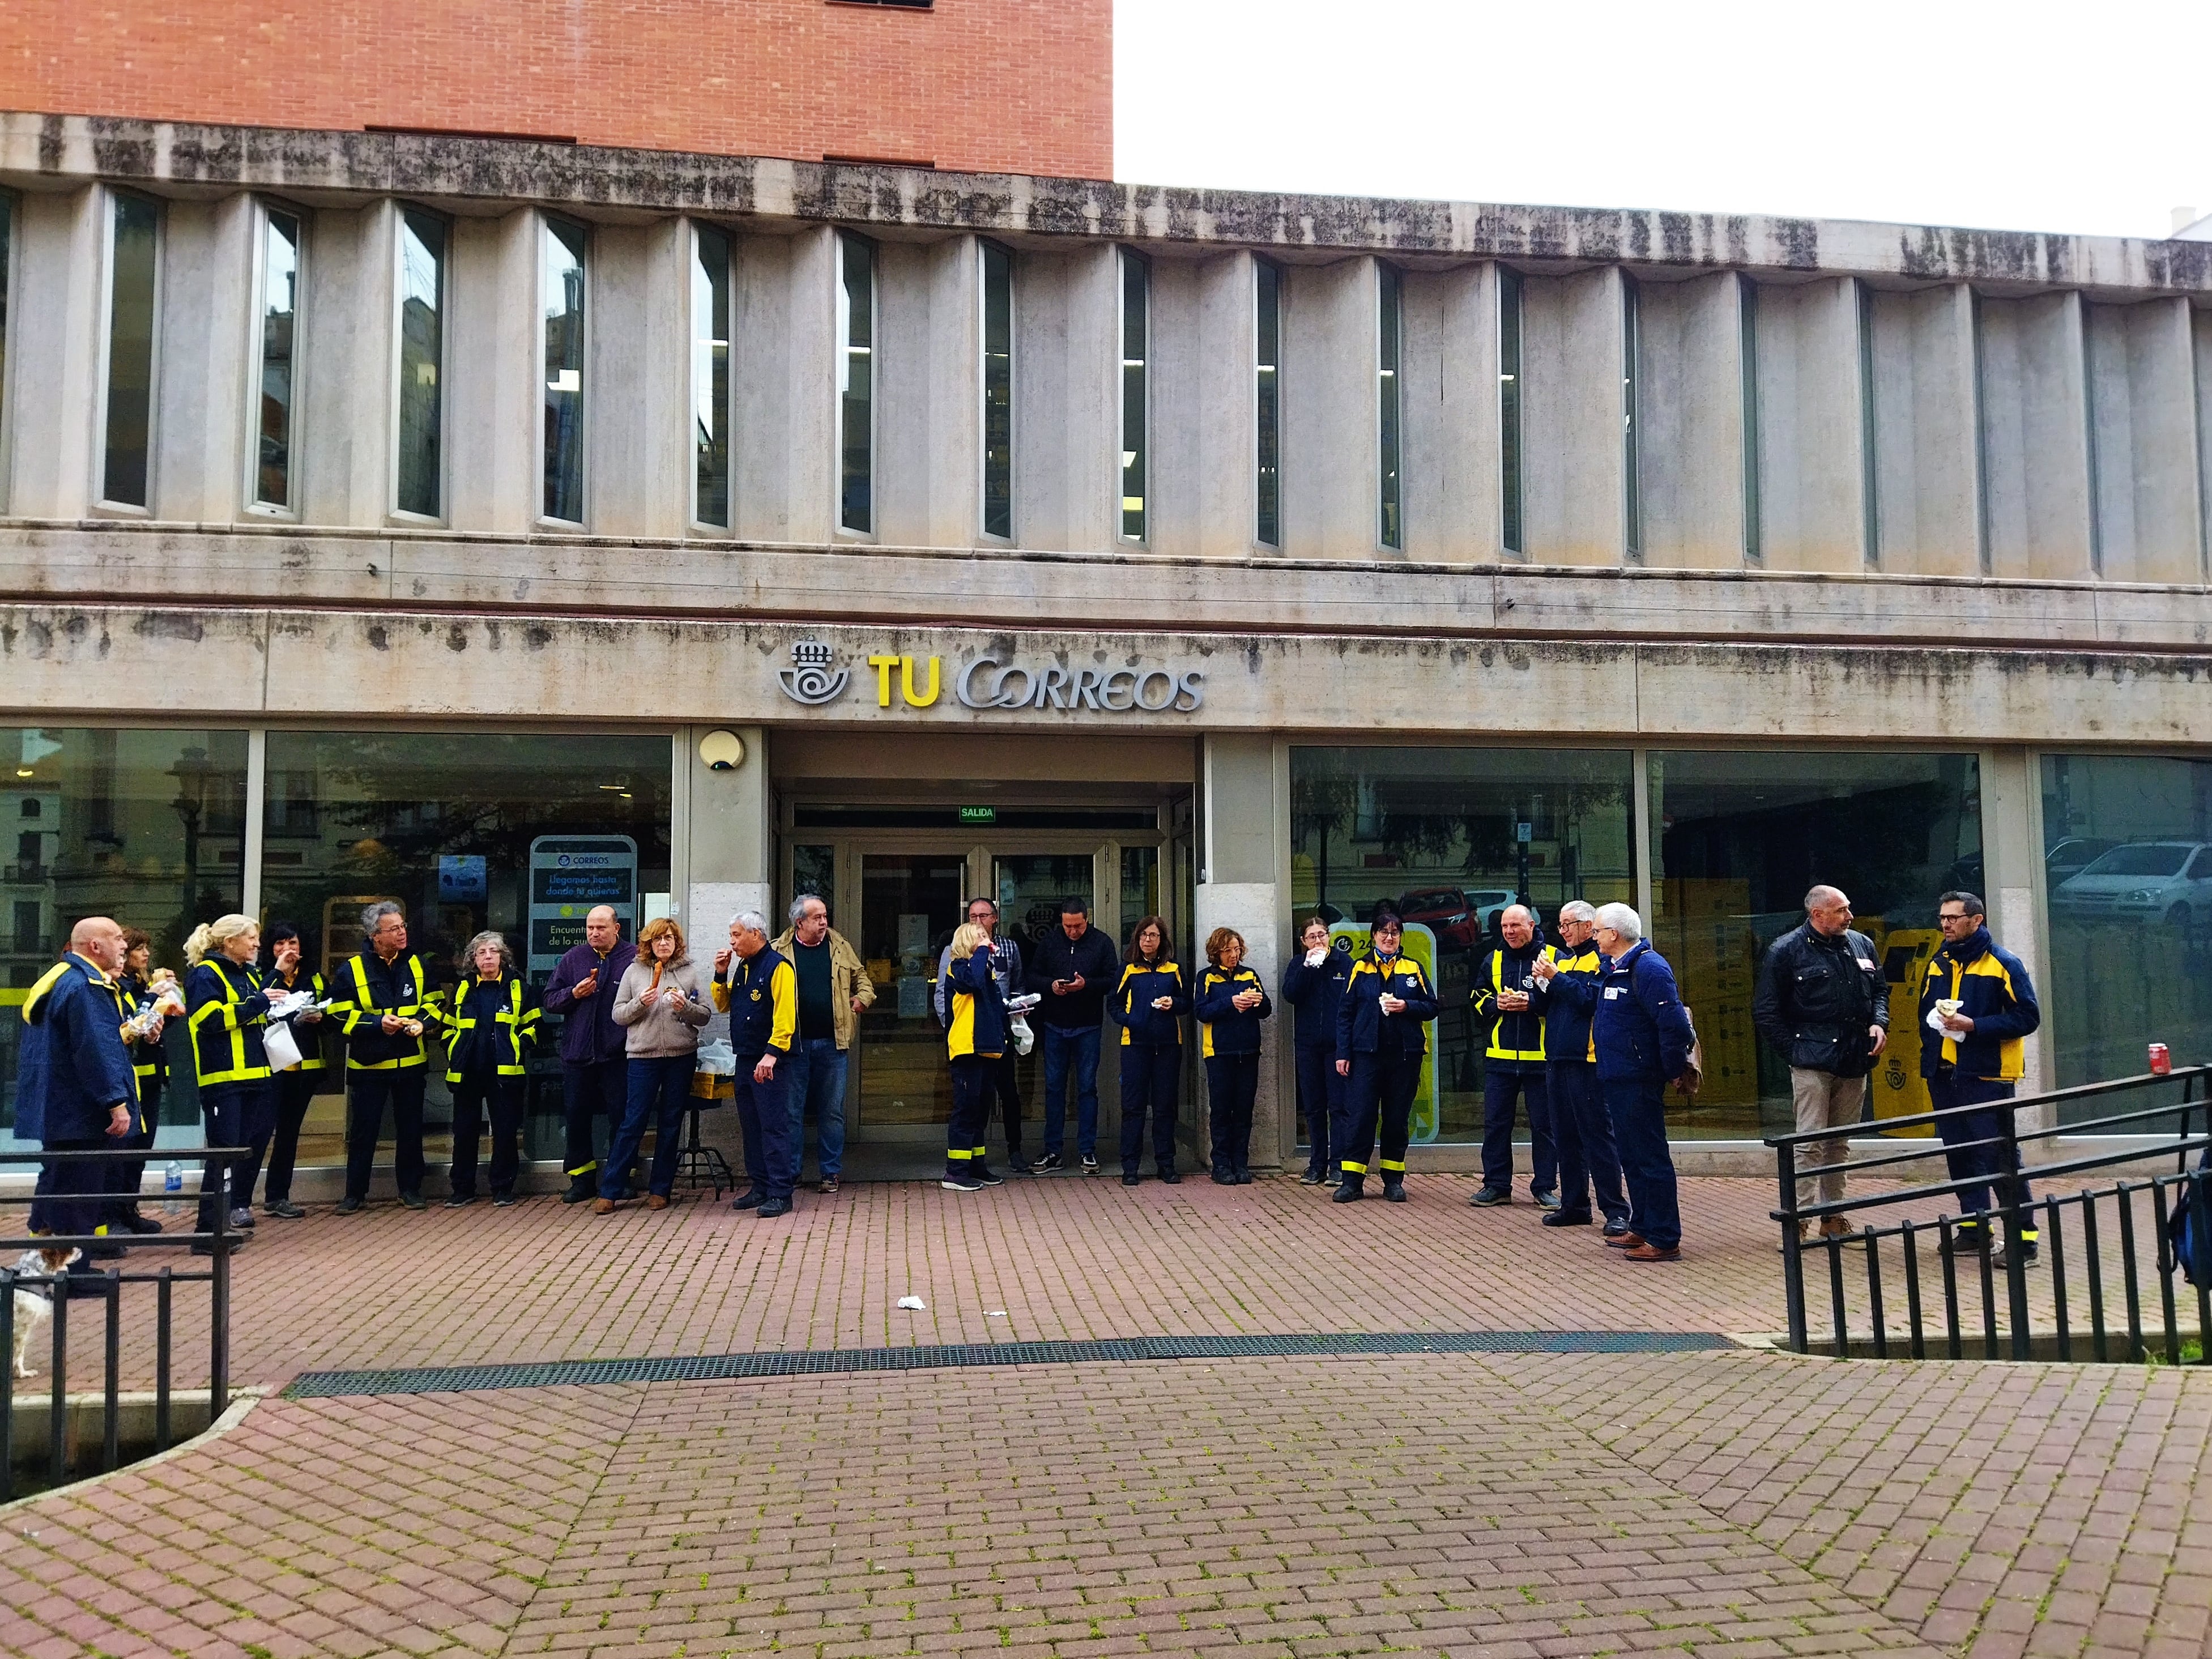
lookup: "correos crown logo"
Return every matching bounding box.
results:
[773,639,1204,714]
[777,639,850,706]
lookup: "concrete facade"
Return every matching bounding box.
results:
[5,112,2212,1167]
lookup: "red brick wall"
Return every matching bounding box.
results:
[1,0,1113,180]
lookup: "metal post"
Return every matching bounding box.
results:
[1938,1216,1963,1359]
[2193,1172,2212,1364]
[2152,1180,2182,1365]
[211,1169,231,1420]
[48,1266,67,1487]
[1902,1219,1926,1360]
[2081,1192,2107,1364]
[156,1267,172,1453]
[1778,1142,1808,1353]
[102,1271,120,1473]
[2000,1101,2031,1360]
[1826,1235,1850,1358]
[1864,1230,1889,1359]
[2044,1196,2069,1362]
[2119,1182,2145,1363]
[0,1267,15,1503]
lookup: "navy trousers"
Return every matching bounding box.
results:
[1205,1052,1260,1176]
[1549,1060,1628,1225]
[1119,1042,1180,1174]
[1481,1067,1556,1196]
[103,1085,159,1227]
[1293,1045,1341,1176]
[732,1059,796,1200]
[1601,1074,1680,1250]
[946,1054,998,1180]
[1929,1072,2034,1234]
[1340,1048,1421,1180]
[199,1080,272,1231]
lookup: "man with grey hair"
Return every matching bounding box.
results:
[1530,899,1630,1235]
[766,893,875,1193]
[1468,902,1555,1208]
[334,899,445,1214]
[1591,902,1696,1261]
[713,910,799,1216]
[1753,884,1888,1241]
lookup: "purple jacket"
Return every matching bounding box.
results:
[541,940,637,1065]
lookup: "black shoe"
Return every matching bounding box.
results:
[1382,1179,1407,1203]
[1157,1168,1180,1184]
[444,1194,475,1209]
[1299,1168,1327,1186]
[1533,1189,1563,1212]
[118,1209,166,1235]
[974,1166,1005,1187]
[493,1192,518,1208]
[1122,1172,1142,1187]
[941,1175,986,1192]
[1234,1170,1254,1185]
[1333,1179,1365,1204]
[398,1192,427,1212]
[335,1196,364,1216]
[1468,1187,1510,1208]
[757,1197,793,1218]
[730,1188,766,1210]
[1081,1154,1099,1174]
[1939,1229,1991,1258]
[84,1242,127,1260]
[190,1232,249,1256]
[1210,1170,1235,1185]
[1033,1153,1064,1173]
[1991,1244,2040,1270]
[1601,1218,1632,1237]
[561,1184,596,1205]
[1005,1158,1034,1176]
[264,1200,305,1220]
[1542,1210,1594,1227]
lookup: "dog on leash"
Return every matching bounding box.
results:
[6,1248,72,1379]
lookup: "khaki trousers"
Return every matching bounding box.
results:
[1791,1067,1868,1210]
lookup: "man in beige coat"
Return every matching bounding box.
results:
[768,894,877,1193]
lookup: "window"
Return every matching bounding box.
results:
[1857,279,1879,568]
[1738,275,1761,565]
[101,192,161,509]
[1378,263,1403,550]
[1621,272,1642,561]
[1255,258,1281,547]
[837,230,875,534]
[394,207,446,519]
[692,224,732,529]
[979,241,1013,539]
[1119,248,1149,540]
[252,206,302,511]
[1498,267,1523,556]
[542,216,587,523]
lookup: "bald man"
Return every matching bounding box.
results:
[18,918,144,1260]
[541,905,638,1202]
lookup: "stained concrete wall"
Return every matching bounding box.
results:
[1279,255,1378,560]
[588,217,690,540]
[733,225,836,545]
[1012,241,1116,555]
[1521,266,1625,566]
[1867,284,1980,577]
[1400,261,1501,563]
[445,208,540,535]
[1748,276,1865,573]
[4,185,103,519]
[2085,296,2202,585]
[150,194,253,524]
[1976,292,2092,581]
[1635,271,1743,570]
[297,200,397,530]
[1148,249,1258,560]
[875,232,980,549]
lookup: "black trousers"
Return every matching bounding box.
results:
[992,1050,1024,1157]
[1293,1045,1341,1176]
[1205,1052,1260,1175]
[1118,1042,1180,1174]
[263,1068,321,1205]
[197,1080,272,1232]
[1549,1059,1629,1225]
[450,1071,526,1199]
[946,1055,998,1180]
[1339,1048,1421,1180]
[346,1068,427,1202]
[33,1138,113,1239]
[103,1082,159,1226]
[562,1057,628,1190]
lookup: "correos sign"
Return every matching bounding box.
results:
[777,640,1206,714]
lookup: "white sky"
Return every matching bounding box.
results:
[1114,0,2212,241]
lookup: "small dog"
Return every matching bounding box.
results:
[6,1248,70,1379]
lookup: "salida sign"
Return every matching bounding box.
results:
[777,639,1207,714]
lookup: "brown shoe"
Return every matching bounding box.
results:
[591,1197,616,1216]
[819,1178,840,1195]
[1624,1243,1682,1263]
[646,1193,670,1212]
[1819,1216,1859,1240]
[1602,1231,1646,1251]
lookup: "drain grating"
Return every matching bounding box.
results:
[285,1330,1733,1398]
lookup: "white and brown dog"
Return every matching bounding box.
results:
[5,1247,71,1379]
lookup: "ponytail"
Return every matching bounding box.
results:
[184,913,258,966]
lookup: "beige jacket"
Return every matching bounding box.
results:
[611,957,711,1058]
[769,926,877,1050]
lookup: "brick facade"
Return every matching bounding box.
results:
[0,0,1113,179]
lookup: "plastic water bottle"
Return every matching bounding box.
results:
[163,1161,184,1217]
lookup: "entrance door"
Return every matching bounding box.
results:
[855,853,966,1138]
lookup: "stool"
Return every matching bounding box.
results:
[676,1077,735,1197]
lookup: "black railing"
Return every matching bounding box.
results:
[0,1144,244,1499]
[1770,1068,2212,1361]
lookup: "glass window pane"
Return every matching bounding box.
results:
[1120,844,1160,948]
[395,208,445,518]
[1292,746,1636,1146]
[0,728,248,1150]
[103,193,160,508]
[692,224,731,528]
[1378,264,1402,550]
[255,209,300,509]
[1120,249,1148,540]
[1498,268,1523,556]
[259,731,673,1172]
[542,217,587,523]
[2042,754,2212,1115]
[838,231,874,534]
[1648,749,1983,1138]
[981,242,1013,539]
[790,844,834,918]
[1255,259,1280,547]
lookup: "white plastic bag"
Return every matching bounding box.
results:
[694,1038,737,1076]
[263,1018,304,1073]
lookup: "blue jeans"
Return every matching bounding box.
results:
[603,1056,694,1199]
[1601,1073,1681,1250]
[1040,1024,1102,1158]
[783,1037,849,1180]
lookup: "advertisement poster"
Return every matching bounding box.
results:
[1327,920,1442,1145]
[527,835,638,980]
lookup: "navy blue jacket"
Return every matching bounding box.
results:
[1336,951,1438,1061]
[1593,940,1695,1085]
[16,953,138,1144]
[1195,965,1273,1057]
[1280,947,1353,1054]
[718,945,797,1060]
[542,940,639,1066]
[1917,926,2040,1084]
[945,950,1010,1060]
[1111,959,1189,1047]
[1535,942,1602,1064]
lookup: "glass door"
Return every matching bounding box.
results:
[855,853,966,1138]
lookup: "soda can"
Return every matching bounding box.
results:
[2150,1042,2172,1076]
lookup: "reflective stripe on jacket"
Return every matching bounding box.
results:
[186,958,271,1086]
[1472,945,1547,1068]
[335,952,441,1071]
[444,974,539,1081]
[1536,944,1601,1064]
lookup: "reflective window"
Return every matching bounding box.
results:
[1119,248,1149,540]
[2043,754,2212,1106]
[253,207,301,511]
[790,844,834,917]
[260,731,673,1174]
[1292,747,1637,1144]
[1255,258,1281,547]
[1378,263,1403,550]
[838,230,875,534]
[692,224,732,528]
[102,193,160,508]
[395,207,445,518]
[981,241,1013,539]
[542,216,587,523]
[1498,267,1523,556]
[1648,750,1983,1137]
[1621,272,1642,561]
[0,728,249,1148]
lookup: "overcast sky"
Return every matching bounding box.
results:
[1114,0,2211,241]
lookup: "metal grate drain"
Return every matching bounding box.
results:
[285,1330,1733,1398]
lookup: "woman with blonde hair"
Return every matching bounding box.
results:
[940,921,1008,1192]
[597,916,709,1213]
[183,914,271,1251]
